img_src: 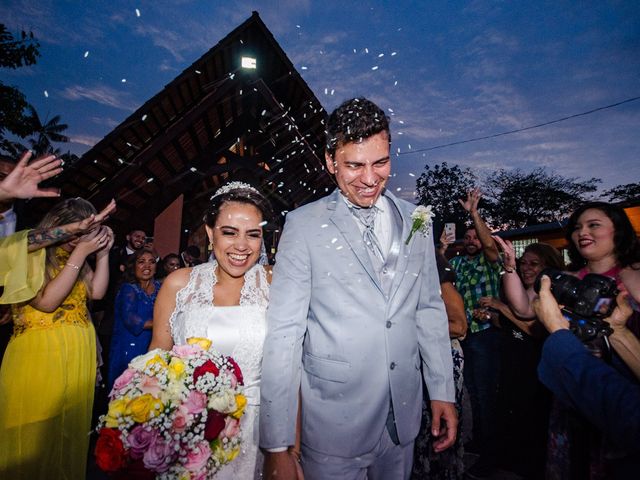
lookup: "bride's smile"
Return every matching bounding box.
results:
[206,201,263,280]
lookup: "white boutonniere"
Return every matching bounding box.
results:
[405,205,434,245]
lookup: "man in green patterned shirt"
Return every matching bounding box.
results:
[449,188,502,479]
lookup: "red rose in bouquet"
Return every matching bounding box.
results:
[95,339,246,478]
[95,428,126,472]
[226,356,244,385]
[193,360,220,381]
[204,410,226,440]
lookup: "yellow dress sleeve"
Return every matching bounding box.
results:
[0,229,46,304]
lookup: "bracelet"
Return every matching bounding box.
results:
[66,262,81,271]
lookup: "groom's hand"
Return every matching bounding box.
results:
[263,450,301,480]
[430,400,458,452]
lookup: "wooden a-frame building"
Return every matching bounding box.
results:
[30,11,334,256]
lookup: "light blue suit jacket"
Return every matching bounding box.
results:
[259,189,454,457]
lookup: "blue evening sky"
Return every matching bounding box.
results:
[2,0,639,201]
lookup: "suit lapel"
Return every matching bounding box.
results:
[328,191,383,294]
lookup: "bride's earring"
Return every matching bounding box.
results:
[208,242,213,250]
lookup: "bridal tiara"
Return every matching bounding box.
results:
[211,181,260,199]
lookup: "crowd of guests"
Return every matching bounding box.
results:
[434,191,640,479]
[0,97,638,480]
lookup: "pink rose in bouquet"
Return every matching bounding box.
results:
[185,441,212,472]
[95,338,246,478]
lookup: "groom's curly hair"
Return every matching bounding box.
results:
[325,97,391,158]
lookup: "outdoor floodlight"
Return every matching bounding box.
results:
[241,56,257,69]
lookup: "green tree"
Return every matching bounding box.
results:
[483,168,600,228]
[0,24,40,156]
[415,162,477,234]
[603,183,640,203]
[0,25,40,68]
[26,105,69,155]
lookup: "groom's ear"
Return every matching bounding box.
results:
[325,152,336,175]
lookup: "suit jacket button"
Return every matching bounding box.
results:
[382,267,388,275]
[390,362,396,370]
[386,321,392,328]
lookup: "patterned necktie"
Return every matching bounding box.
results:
[350,205,384,261]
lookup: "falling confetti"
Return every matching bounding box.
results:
[43,90,49,97]
[121,78,127,83]
[371,66,379,70]
[141,114,147,121]
[378,53,384,57]
[135,8,141,17]
[391,52,397,56]
[84,51,89,58]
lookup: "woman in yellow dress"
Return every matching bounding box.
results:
[0,198,114,479]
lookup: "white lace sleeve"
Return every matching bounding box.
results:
[240,264,269,308]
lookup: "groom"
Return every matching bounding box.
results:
[260,97,456,479]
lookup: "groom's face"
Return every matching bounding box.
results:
[325,131,391,208]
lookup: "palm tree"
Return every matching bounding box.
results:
[26,105,69,155]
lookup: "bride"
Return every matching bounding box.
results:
[150,182,276,479]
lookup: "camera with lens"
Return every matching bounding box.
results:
[534,268,617,343]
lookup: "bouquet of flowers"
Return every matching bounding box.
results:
[95,337,246,479]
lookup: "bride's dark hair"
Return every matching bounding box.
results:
[203,186,273,228]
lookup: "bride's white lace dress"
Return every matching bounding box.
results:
[170,261,268,479]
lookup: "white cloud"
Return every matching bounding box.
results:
[69,134,102,147]
[61,85,138,111]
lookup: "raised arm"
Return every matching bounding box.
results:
[0,151,63,202]
[493,235,536,318]
[26,199,116,252]
[29,227,106,312]
[88,226,114,300]
[437,228,453,257]
[459,188,499,262]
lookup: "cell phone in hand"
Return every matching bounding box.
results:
[444,223,456,242]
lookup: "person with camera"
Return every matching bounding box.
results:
[533,274,640,479]
[500,202,640,377]
[498,201,640,478]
